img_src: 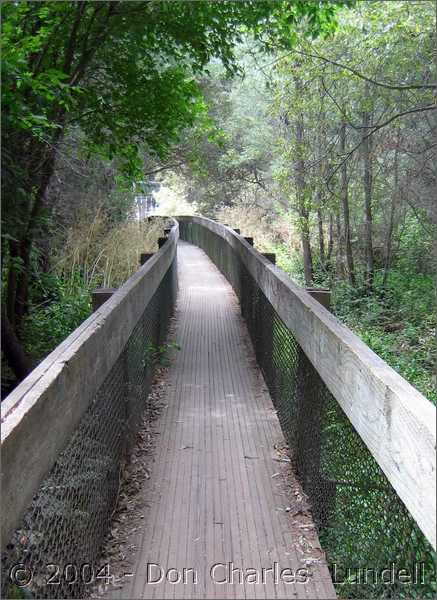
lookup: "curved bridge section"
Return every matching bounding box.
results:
[117,239,336,599]
[178,216,436,596]
[1,216,435,600]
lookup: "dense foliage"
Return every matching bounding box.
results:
[1,0,342,385]
[173,0,436,403]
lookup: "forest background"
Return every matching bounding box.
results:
[1,0,436,404]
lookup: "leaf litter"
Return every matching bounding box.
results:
[91,316,178,598]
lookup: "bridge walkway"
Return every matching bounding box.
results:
[115,241,335,599]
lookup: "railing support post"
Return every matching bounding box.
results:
[305,287,330,310]
[140,253,154,266]
[91,288,116,311]
[262,253,276,265]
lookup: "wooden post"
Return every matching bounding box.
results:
[262,253,276,265]
[158,237,167,248]
[92,288,116,312]
[244,237,254,246]
[305,287,330,310]
[140,253,154,266]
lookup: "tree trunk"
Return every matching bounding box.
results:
[327,213,334,265]
[300,218,313,286]
[6,240,20,328]
[316,101,326,268]
[336,210,345,278]
[317,207,325,265]
[294,74,313,286]
[382,139,399,288]
[10,147,57,332]
[1,305,32,381]
[362,100,374,292]
[340,122,356,286]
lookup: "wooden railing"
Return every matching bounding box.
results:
[1,222,179,546]
[178,215,436,551]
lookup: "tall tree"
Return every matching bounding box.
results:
[361,87,375,292]
[293,73,313,285]
[340,122,356,286]
[382,133,400,288]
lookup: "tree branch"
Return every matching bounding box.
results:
[63,1,88,74]
[274,48,435,91]
[69,3,119,87]
[143,162,185,176]
[327,104,436,190]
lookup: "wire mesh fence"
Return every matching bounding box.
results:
[1,260,177,599]
[180,220,436,599]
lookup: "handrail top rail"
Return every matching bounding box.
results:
[177,215,436,549]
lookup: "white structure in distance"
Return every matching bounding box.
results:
[134,180,161,220]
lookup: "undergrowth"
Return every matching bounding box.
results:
[218,205,436,405]
[332,270,436,404]
[22,214,169,364]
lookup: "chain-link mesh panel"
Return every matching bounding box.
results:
[180,221,436,599]
[2,260,177,599]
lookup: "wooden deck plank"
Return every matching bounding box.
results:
[114,241,336,600]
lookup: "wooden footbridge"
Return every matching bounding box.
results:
[2,217,436,600]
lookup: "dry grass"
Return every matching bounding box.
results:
[217,204,297,252]
[55,209,169,288]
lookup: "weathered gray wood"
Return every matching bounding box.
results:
[177,216,436,549]
[122,241,335,599]
[1,223,179,545]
